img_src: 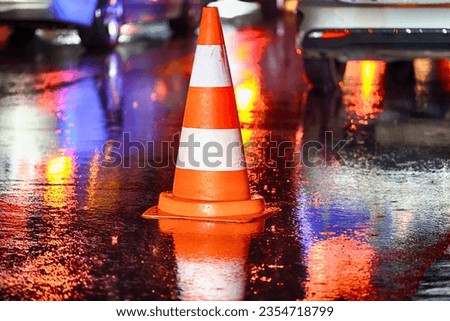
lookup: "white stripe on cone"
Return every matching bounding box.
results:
[189,45,232,88]
[177,258,246,301]
[176,127,246,171]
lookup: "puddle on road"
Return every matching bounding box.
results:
[0,17,449,300]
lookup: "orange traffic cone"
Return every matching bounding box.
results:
[159,218,264,300]
[143,7,270,222]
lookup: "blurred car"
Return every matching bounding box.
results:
[296,0,450,90]
[242,0,284,15]
[0,0,207,49]
[209,0,288,17]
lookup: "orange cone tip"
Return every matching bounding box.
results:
[142,7,273,223]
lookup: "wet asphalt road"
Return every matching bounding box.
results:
[0,13,449,301]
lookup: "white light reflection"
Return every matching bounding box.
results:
[1,105,56,181]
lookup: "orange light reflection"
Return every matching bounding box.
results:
[413,58,436,111]
[227,28,271,127]
[86,149,122,211]
[44,152,76,209]
[305,235,375,300]
[414,58,434,83]
[343,60,386,131]
[46,155,74,184]
[226,28,272,175]
[235,77,259,124]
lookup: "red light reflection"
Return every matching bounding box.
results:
[305,235,376,300]
[0,26,11,47]
[438,59,450,93]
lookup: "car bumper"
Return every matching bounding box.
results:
[296,0,450,60]
[300,28,450,60]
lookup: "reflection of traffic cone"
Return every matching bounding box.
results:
[143,7,269,222]
[160,218,264,300]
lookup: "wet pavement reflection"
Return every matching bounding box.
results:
[0,13,449,300]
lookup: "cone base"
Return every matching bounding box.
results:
[142,191,278,223]
[158,218,265,236]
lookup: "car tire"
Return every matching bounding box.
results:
[385,61,415,85]
[169,0,203,35]
[8,27,36,48]
[79,0,124,50]
[260,0,280,17]
[303,58,346,92]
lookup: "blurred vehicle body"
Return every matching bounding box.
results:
[0,0,206,48]
[296,0,450,89]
